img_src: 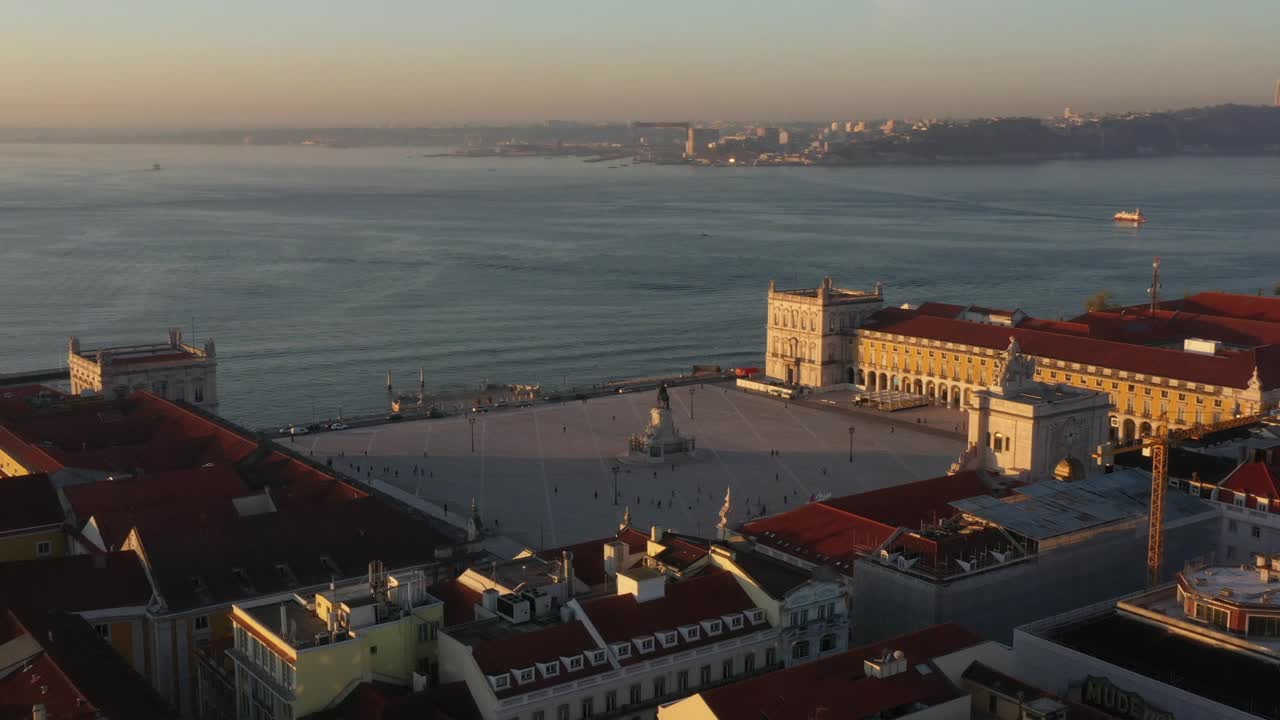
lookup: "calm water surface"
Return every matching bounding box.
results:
[1,144,1276,427]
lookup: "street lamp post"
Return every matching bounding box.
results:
[848,426,855,462]
[689,387,696,420]
[611,463,620,506]
[468,416,477,453]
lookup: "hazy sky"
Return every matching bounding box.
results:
[5,0,1277,127]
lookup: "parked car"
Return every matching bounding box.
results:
[305,423,322,432]
[289,426,309,435]
[328,422,348,430]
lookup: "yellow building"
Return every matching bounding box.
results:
[765,285,1278,444]
[0,473,66,561]
[228,566,443,720]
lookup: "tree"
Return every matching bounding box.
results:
[1084,290,1120,313]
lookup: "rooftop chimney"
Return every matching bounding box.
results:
[863,650,908,679]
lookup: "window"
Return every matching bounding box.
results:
[653,676,666,697]
[628,684,641,706]
[35,541,52,558]
[565,655,583,671]
[612,643,630,659]
[369,645,378,655]
[1226,545,1236,560]
[533,712,545,720]
[94,623,110,639]
[765,647,777,667]
[193,383,205,403]
[556,704,570,720]
[1248,615,1280,638]
[743,652,756,674]
[1229,519,1238,533]
[604,690,617,712]
[677,670,689,691]
[1194,603,1229,628]
[1253,526,1262,539]
[722,658,734,679]
[1111,382,1119,390]
[1142,387,1151,396]
[518,669,534,684]
[820,634,837,653]
[699,665,712,684]
[581,696,594,718]
[988,694,999,713]
[418,621,438,643]
[1214,399,1223,408]
[194,615,209,631]
[1235,495,1247,507]
[791,641,810,660]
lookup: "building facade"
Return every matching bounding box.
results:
[765,285,1280,444]
[1015,558,1280,720]
[438,570,782,720]
[69,328,219,413]
[228,567,442,720]
[764,277,883,388]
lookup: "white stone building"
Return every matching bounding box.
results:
[438,569,783,720]
[764,277,883,388]
[69,328,218,414]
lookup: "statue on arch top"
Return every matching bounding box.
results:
[995,336,1036,392]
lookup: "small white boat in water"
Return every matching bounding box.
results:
[1114,208,1145,223]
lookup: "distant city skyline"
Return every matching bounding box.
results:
[3,0,1277,128]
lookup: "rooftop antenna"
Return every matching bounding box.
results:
[1148,256,1161,314]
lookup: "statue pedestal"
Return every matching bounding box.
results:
[622,406,697,464]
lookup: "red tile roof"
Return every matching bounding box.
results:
[304,680,480,720]
[1075,308,1280,347]
[470,621,599,678]
[0,473,63,535]
[583,570,756,663]
[696,623,982,720]
[428,578,483,627]
[138,497,451,612]
[1154,292,1280,324]
[0,608,174,720]
[1220,461,1280,505]
[0,551,153,613]
[864,306,1273,389]
[538,526,650,587]
[743,472,991,574]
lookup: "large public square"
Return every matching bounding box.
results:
[300,384,966,549]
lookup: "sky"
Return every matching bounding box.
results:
[4,0,1277,127]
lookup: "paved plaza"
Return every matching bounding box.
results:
[301,385,966,550]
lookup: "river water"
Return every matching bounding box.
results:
[1,143,1276,427]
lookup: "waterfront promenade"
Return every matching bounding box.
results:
[301,384,964,550]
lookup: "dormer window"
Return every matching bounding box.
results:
[746,608,766,625]
[634,636,655,654]
[537,660,559,678]
[587,649,607,666]
[488,674,510,690]
[723,614,744,630]
[657,631,678,648]
[701,619,722,636]
[678,624,701,642]
[611,641,631,659]
[563,654,584,672]
[515,667,535,684]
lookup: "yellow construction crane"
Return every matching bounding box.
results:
[1095,413,1268,587]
